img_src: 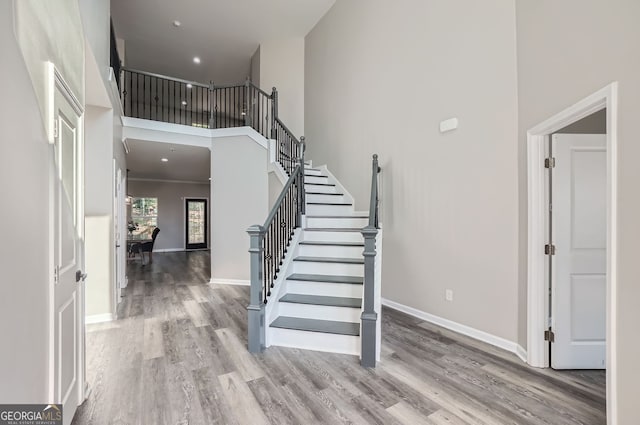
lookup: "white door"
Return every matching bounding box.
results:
[551,133,606,369]
[52,82,85,424]
[114,165,125,302]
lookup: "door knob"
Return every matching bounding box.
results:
[76,270,88,282]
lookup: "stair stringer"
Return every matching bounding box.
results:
[264,227,303,347]
[316,164,355,206]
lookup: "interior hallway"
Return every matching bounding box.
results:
[73,252,605,425]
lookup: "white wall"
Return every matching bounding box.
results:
[305,0,520,342]
[515,1,640,421]
[259,39,305,137]
[85,216,114,317]
[14,0,85,129]
[128,180,211,251]
[210,136,269,282]
[86,106,114,215]
[79,0,110,86]
[0,1,62,403]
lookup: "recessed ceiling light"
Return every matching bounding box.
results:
[173,20,181,27]
[186,83,193,89]
[181,100,187,106]
[193,57,201,64]
[161,158,169,162]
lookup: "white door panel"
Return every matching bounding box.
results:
[53,83,84,425]
[552,133,606,370]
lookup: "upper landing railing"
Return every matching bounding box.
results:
[119,68,274,140]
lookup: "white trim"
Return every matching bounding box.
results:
[153,248,185,253]
[123,116,213,138]
[526,83,617,425]
[210,278,250,286]
[122,118,269,150]
[210,126,269,150]
[382,298,524,359]
[516,345,528,363]
[129,177,210,185]
[85,313,114,325]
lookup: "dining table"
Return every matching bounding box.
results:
[127,233,153,264]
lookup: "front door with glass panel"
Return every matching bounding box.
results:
[185,199,207,249]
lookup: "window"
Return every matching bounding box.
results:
[130,197,158,237]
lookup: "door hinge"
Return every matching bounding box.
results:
[545,157,556,168]
[545,244,556,255]
[54,119,59,139]
[54,266,59,284]
[544,328,555,343]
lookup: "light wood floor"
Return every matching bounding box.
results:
[73,251,606,425]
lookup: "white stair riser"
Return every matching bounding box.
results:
[306,217,368,229]
[297,244,364,258]
[268,327,360,356]
[306,204,353,215]
[304,169,323,176]
[303,230,363,243]
[286,281,363,298]
[305,176,331,184]
[306,194,346,204]
[278,303,361,322]
[292,261,364,277]
[304,184,337,194]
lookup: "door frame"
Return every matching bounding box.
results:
[526,83,617,422]
[46,62,87,404]
[184,197,209,250]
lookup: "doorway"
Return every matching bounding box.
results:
[526,83,618,423]
[185,198,208,250]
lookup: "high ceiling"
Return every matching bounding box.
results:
[111,0,335,85]
[126,139,210,183]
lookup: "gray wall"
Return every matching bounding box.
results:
[250,46,261,87]
[0,0,82,403]
[259,39,305,137]
[128,180,211,251]
[515,0,640,420]
[210,136,269,281]
[305,0,520,342]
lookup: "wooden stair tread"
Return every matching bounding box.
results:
[270,316,360,336]
[279,293,362,308]
[286,273,363,285]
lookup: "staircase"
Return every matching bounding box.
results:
[115,66,381,364]
[267,164,369,356]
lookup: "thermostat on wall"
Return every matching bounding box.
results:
[440,117,458,133]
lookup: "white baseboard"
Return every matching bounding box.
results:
[210,277,250,286]
[85,313,114,325]
[381,298,526,363]
[154,248,185,253]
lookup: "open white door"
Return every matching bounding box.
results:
[114,165,126,303]
[51,74,85,424]
[551,133,606,369]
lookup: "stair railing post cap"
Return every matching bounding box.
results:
[247,224,265,234]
